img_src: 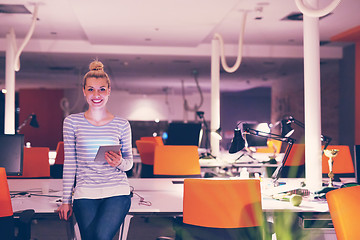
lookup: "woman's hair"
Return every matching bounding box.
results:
[83,60,110,89]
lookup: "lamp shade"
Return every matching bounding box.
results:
[281,119,294,137]
[211,128,222,140]
[29,114,39,128]
[0,167,13,217]
[229,129,246,154]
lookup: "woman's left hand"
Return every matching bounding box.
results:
[105,150,122,168]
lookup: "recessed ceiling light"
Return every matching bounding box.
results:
[0,4,31,14]
[282,12,332,21]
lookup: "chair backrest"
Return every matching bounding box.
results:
[140,136,164,146]
[153,145,201,177]
[326,185,360,240]
[54,141,64,165]
[322,145,354,174]
[136,140,156,165]
[183,178,263,228]
[10,147,50,178]
[284,144,305,167]
[0,167,13,217]
[256,139,282,154]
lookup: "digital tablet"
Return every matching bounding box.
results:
[94,145,121,162]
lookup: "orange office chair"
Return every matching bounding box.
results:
[279,144,305,178]
[140,136,164,146]
[174,178,271,240]
[326,185,360,240]
[50,141,64,178]
[136,140,157,178]
[322,145,354,178]
[10,147,50,178]
[0,167,34,239]
[153,145,201,178]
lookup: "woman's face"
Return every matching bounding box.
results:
[83,77,111,109]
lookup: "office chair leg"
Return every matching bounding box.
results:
[0,216,15,240]
[14,209,35,240]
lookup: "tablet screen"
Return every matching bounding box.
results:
[94,145,121,162]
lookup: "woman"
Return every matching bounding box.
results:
[57,60,133,240]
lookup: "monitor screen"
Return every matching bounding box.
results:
[0,134,24,176]
[242,123,269,148]
[165,122,202,146]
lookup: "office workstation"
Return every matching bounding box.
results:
[2,124,360,239]
[1,0,360,240]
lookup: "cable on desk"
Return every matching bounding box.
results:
[28,193,61,198]
[10,191,30,198]
[130,186,152,206]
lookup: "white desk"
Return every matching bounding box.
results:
[9,178,339,240]
[8,178,330,214]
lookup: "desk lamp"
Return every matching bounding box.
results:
[196,111,216,159]
[229,123,295,186]
[281,116,332,150]
[17,113,39,134]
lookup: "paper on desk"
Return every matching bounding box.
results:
[261,179,306,197]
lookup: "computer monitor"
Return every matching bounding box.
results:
[165,122,202,146]
[242,122,269,148]
[0,134,24,176]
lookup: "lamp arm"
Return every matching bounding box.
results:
[243,127,295,143]
[243,127,296,186]
[271,142,294,186]
[16,115,32,133]
[287,116,332,148]
[291,118,305,128]
[213,11,247,73]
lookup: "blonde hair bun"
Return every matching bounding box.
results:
[89,60,104,71]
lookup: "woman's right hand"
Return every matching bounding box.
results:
[57,203,73,221]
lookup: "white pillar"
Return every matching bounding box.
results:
[5,29,16,134]
[211,38,221,157]
[303,0,323,192]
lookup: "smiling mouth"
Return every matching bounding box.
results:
[92,99,103,104]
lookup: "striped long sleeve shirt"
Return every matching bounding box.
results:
[62,113,133,204]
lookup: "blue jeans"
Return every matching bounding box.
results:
[73,195,131,240]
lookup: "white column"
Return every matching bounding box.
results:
[5,29,16,134]
[211,38,220,157]
[303,0,322,192]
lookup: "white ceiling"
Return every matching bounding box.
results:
[0,0,359,94]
